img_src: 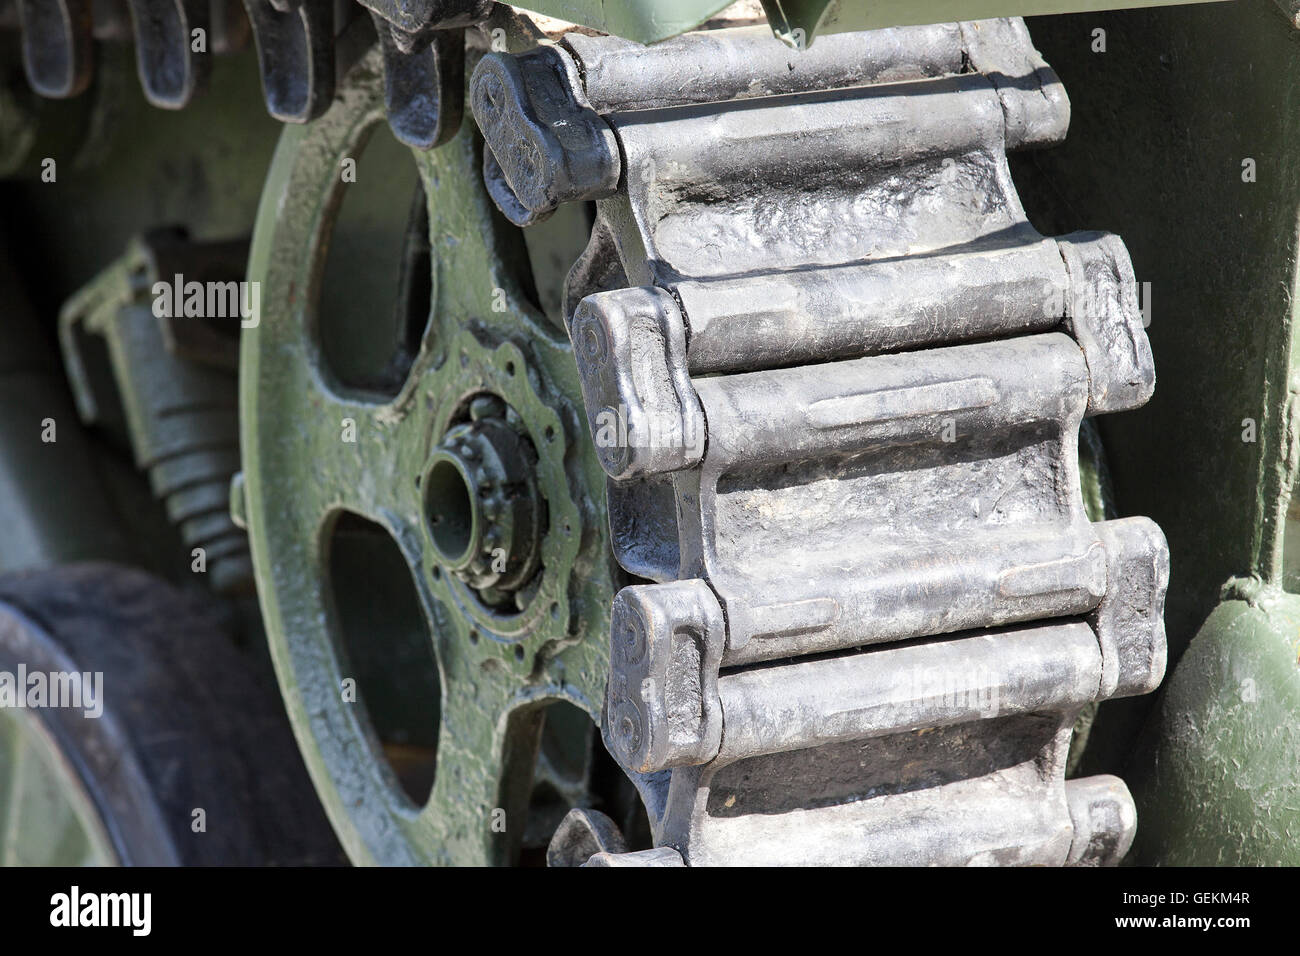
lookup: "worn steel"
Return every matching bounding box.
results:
[243,0,335,122]
[15,0,92,98]
[12,0,1278,868]
[546,807,627,866]
[356,0,492,35]
[369,8,467,148]
[124,0,210,108]
[482,0,1231,46]
[3,2,1232,120]
[584,845,684,866]
[473,18,1168,865]
[472,19,1068,226]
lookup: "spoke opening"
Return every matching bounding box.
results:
[316,123,430,397]
[327,511,441,807]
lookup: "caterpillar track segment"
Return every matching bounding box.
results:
[471,17,1168,865]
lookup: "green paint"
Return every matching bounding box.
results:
[503,0,1227,44]
[241,46,614,865]
[1129,591,1300,864]
[506,0,734,43]
[0,709,117,866]
[759,0,1228,46]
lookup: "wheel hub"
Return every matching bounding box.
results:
[424,395,543,601]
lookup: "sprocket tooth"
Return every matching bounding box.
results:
[126,0,211,109]
[243,0,335,123]
[16,0,94,99]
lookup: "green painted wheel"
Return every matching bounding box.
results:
[240,44,619,865]
[0,706,117,866]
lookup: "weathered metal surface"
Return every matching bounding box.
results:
[476,17,1166,865]
[14,0,93,98]
[1013,0,1300,862]
[470,42,619,226]
[242,0,336,122]
[58,229,253,593]
[5,0,219,108]
[476,1,1230,45]
[125,0,210,108]
[357,0,492,34]
[584,845,684,866]
[475,19,1069,225]
[1127,590,1300,864]
[2,1,1234,124]
[240,41,617,864]
[8,0,1280,868]
[370,9,466,148]
[546,806,626,866]
[1063,774,1137,866]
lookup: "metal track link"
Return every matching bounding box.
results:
[3,0,484,145]
[471,18,1168,866]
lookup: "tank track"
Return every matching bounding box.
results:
[8,1,537,145]
[5,5,1170,865]
[471,18,1169,865]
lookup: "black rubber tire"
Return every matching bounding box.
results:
[0,562,343,865]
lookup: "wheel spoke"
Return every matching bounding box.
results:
[413,672,546,865]
[256,373,429,535]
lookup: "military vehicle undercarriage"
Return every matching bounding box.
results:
[0,0,1296,868]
